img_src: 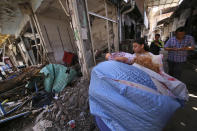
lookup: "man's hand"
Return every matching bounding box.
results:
[164,48,179,51]
[177,46,195,51]
[165,46,195,51]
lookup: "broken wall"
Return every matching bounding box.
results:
[37,6,76,64]
[91,18,117,51]
[88,0,119,53]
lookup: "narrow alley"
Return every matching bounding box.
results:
[0,0,197,131]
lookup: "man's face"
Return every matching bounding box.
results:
[176,32,185,40]
[155,35,160,41]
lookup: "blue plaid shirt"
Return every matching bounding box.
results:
[164,35,195,62]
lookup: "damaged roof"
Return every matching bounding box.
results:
[0,0,29,30]
[0,0,44,36]
[146,0,181,8]
[154,6,178,16]
[0,0,29,45]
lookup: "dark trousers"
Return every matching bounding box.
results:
[168,60,185,80]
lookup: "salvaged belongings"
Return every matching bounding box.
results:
[0,62,96,131]
[0,63,78,127]
[89,61,188,131]
[40,64,77,93]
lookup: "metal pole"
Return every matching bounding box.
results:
[0,111,30,124]
[88,11,118,23]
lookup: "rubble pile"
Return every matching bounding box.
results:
[0,62,99,131]
[0,70,99,131]
[0,66,42,95]
[33,77,98,131]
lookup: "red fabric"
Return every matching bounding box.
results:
[62,51,75,66]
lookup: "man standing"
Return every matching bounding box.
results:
[164,27,195,79]
[150,34,164,55]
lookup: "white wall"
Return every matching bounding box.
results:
[37,9,76,64]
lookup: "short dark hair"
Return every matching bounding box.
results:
[155,34,160,37]
[176,27,186,33]
[133,38,145,45]
[133,38,149,51]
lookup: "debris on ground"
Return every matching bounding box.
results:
[32,77,97,131]
[0,64,98,131]
[0,65,42,94]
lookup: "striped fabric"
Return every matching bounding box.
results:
[164,35,195,62]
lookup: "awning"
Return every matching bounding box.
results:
[157,17,170,25]
[155,6,177,16]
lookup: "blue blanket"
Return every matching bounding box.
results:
[89,61,180,131]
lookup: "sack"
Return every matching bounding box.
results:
[89,61,181,131]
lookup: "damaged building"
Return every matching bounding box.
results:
[0,0,146,78]
[0,0,147,130]
[0,0,197,131]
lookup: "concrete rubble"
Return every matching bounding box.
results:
[32,77,98,131]
[0,66,99,131]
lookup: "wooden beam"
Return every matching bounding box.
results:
[88,11,118,23]
[104,0,111,53]
[113,4,119,51]
[29,16,40,64]
[7,38,18,66]
[85,0,96,65]
[58,0,69,16]
[17,42,29,66]
[33,14,49,64]
[20,37,34,66]
[68,0,91,78]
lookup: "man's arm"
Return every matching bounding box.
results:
[165,46,194,51]
[178,46,195,51]
[164,38,179,51]
[164,47,178,51]
[164,39,172,51]
[178,36,195,51]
